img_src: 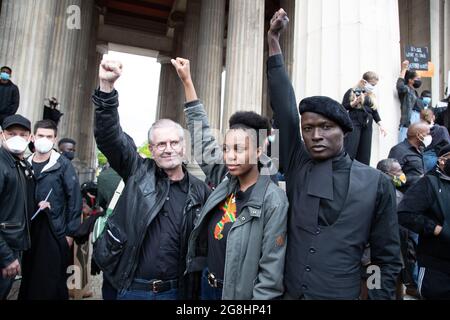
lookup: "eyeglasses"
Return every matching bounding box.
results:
[153,140,181,152]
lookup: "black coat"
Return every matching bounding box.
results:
[28,151,82,238]
[92,89,211,299]
[398,170,450,273]
[0,81,20,125]
[267,54,401,300]
[0,148,33,268]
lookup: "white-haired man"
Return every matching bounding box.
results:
[92,60,210,300]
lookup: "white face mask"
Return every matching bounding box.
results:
[364,83,375,93]
[34,137,54,154]
[3,133,29,155]
[422,135,433,148]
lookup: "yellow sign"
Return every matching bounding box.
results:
[417,62,435,78]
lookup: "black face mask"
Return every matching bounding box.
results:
[413,79,422,89]
[443,159,450,176]
[62,151,75,161]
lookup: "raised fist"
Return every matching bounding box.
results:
[269,8,289,36]
[99,60,122,83]
[401,60,410,70]
[171,57,192,84]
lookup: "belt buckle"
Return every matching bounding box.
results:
[152,280,163,293]
[207,273,218,288]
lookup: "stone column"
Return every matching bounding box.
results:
[280,0,296,79]
[223,0,265,128]
[45,0,82,137]
[77,9,101,181]
[293,0,402,166]
[181,0,201,83]
[156,55,180,122]
[0,0,58,124]
[65,0,95,144]
[196,0,226,130]
[430,0,442,104]
[445,0,450,95]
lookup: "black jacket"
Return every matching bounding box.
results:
[398,169,450,273]
[91,89,211,298]
[0,148,32,268]
[342,88,381,126]
[27,150,82,238]
[268,54,401,300]
[0,80,20,125]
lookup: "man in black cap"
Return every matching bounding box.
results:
[398,144,450,299]
[0,115,40,299]
[267,9,402,300]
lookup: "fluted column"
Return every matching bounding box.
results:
[445,0,450,93]
[293,0,402,166]
[0,0,58,124]
[156,55,180,122]
[45,0,82,137]
[223,0,265,128]
[65,0,95,144]
[77,10,101,182]
[196,0,226,130]
[280,0,296,79]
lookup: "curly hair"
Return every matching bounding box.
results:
[228,112,271,148]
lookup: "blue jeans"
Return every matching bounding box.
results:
[200,269,223,300]
[117,279,178,300]
[399,111,421,143]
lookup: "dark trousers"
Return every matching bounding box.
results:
[419,267,450,300]
[102,275,117,300]
[200,268,222,300]
[18,213,70,300]
[344,119,373,165]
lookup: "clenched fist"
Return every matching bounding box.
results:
[269,8,289,38]
[171,58,192,85]
[99,60,123,93]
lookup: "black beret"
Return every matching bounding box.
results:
[439,144,450,157]
[299,96,353,133]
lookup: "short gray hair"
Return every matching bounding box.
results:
[148,119,185,144]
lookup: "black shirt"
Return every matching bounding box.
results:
[206,184,255,280]
[32,159,50,178]
[318,153,351,226]
[388,140,424,190]
[135,174,189,281]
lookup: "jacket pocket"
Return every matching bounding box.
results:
[93,222,127,275]
[0,221,25,250]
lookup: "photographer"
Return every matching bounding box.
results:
[43,97,63,126]
[343,72,387,165]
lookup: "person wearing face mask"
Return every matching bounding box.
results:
[0,66,20,127]
[376,159,420,299]
[389,122,431,192]
[397,61,423,142]
[398,144,450,299]
[0,115,35,300]
[418,90,432,110]
[343,72,387,165]
[420,109,450,172]
[57,138,77,162]
[18,119,82,300]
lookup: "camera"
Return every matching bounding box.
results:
[353,88,366,97]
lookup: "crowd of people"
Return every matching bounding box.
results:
[1,8,450,301]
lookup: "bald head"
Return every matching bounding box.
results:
[407,122,430,139]
[407,121,431,149]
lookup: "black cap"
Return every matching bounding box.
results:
[299,96,353,133]
[2,114,31,132]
